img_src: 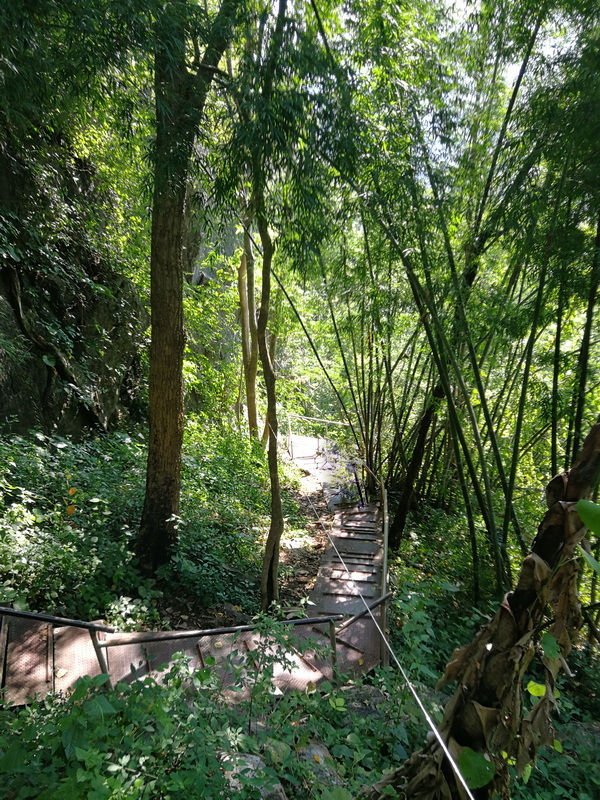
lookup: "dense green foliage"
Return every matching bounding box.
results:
[1,0,600,797]
[0,639,424,800]
[0,422,283,623]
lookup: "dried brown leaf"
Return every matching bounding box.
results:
[437,643,471,689]
[473,701,500,748]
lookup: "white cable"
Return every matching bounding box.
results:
[305,491,477,800]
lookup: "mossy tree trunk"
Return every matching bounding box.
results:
[136,0,240,574]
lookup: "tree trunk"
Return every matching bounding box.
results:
[388,384,444,548]
[238,222,260,438]
[551,275,565,476]
[257,209,284,610]
[569,211,600,461]
[136,0,240,574]
[136,11,190,574]
[252,0,287,610]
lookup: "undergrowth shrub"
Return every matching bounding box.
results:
[0,419,297,624]
[510,649,600,799]
[0,620,427,800]
[388,567,497,686]
[0,431,151,623]
[156,419,275,610]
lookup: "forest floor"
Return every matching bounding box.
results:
[156,466,330,632]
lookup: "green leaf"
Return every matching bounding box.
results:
[522,763,532,784]
[0,742,28,772]
[576,499,600,535]
[62,724,88,758]
[331,744,354,759]
[320,788,353,800]
[459,747,495,789]
[91,673,111,686]
[541,632,560,660]
[526,681,546,697]
[578,544,600,576]
[552,739,563,753]
[94,694,117,715]
[42,354,56,367]
[266,739,291,764]
[71,680,91,703]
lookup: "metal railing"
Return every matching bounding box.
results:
[0,605,114,632]
[285,413,350,461]
[0,605,114,686]
[1,596,392,692]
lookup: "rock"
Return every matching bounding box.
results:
[0,271,147,436]
[225,754,288,800]
[299,741,345,787]
[341,684,388,719]
[223,602,252,625]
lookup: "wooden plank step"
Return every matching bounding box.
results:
[322,566,379,579]
[340,513,378,523]
[54,627,103,692]
[340,524,378,531]
[327,540,381,556]
[3,618,53,705]
[319,584,378,598]
[329,552,377,562]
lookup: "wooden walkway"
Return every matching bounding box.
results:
[289,434,386,674]
[1,436,387,704]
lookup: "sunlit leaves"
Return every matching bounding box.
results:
[576,498,600,535]
[578,544,600,576]
[526,680,547,697]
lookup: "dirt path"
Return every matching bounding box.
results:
[158,436,353,628]
[278,472,331,607]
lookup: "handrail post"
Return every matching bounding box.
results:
[89,630,113,689]
[328,619,338,685]
[0,615,8,691]
[380,480,390,667]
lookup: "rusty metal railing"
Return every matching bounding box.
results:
[1,595,391,693]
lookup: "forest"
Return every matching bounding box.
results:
[0,0,599,798]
